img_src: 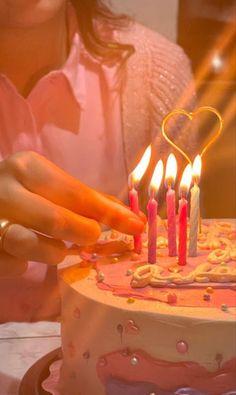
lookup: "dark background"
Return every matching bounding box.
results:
[178,0,236,218]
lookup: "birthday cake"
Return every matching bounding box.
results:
[58,218,236,395]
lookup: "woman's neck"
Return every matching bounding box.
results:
[0,4,68,97]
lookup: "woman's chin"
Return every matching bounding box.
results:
[0,0,66,29]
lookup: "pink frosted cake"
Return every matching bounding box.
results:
[58,219,236,395]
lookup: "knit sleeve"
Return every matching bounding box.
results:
[116,22,198,175]
[147,32,198,162]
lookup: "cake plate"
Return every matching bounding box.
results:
[18,348,62,395]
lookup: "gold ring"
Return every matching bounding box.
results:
[0,219,12,251]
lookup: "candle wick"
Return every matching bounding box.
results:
[165,178,174,189]
[193,175,200,185]
[148,187,155,200]
[128,173,137,190]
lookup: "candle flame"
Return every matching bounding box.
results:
[149,160,164,196]
[165,153,177,186]
[192,155,202,183]
[129,145,151,187]
[180,163,192,195]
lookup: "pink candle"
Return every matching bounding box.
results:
[129,188,142,254]
[178,196,188,265]
[178,197,185,214]
[178,164,192,266]
[128,145,152,254]
[147,196,158,263]
[166,188,177,256]
[165,154,177,257]
[147,160,164,264]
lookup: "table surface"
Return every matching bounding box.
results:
[0,321,61,395]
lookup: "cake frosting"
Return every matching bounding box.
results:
[58,219,236,395]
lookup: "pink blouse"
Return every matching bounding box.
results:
[0,8,128,322]
[0,19,128,200]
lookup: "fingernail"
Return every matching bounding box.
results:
[128,217,145,233]
[139,213,147,224]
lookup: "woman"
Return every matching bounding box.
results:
[0,0,195,321]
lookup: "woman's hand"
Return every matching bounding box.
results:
[0,151,145,276]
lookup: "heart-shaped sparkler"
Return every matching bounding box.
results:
[161,106,223,163]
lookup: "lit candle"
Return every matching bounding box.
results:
[189,155,202,257]
[147,160,164,263]
[128,145,151,254]
[165,154,177,257]
[178,164,192,266]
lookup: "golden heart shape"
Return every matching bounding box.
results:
[161,106,223,163]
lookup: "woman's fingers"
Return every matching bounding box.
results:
[5,152,144,234]
[4,187,101,245]
[138,211,147,224]
[0,250,28,278]
[2,224,68,265]
[101,192,147,224]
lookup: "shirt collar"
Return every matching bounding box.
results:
[0,2,122,112]
[59,3,122,110]
[58,4,87,110]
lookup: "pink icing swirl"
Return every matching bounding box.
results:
[97,349,236,395]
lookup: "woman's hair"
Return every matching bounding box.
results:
[71,0,134,61]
